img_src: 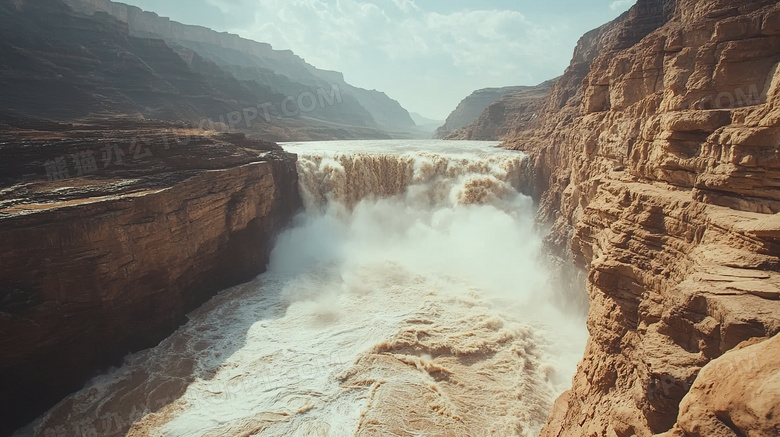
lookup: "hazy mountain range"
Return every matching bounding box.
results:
[0,0,420,140]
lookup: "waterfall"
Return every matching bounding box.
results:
[24,140,586,437]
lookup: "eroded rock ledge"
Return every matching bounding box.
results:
[497,0,779,435]
[0,120,301,435]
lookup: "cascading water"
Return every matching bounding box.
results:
[22,140,587,437]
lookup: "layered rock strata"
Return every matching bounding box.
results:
[0,120,300,435]
[496,0,780,435]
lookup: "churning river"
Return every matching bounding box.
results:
[23,140,587,437]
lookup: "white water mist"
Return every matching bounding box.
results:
[24,140,587,437]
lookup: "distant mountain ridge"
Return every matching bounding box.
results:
[410,112,443,126]
[445,79,557,140]
[0,0,259,121]
[61,0,416,132]
[434,85,538,139]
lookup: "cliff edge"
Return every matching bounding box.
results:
[0,119,301,434]
[500,0,780,435]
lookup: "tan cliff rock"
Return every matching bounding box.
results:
[0,120,301,435]
[659,334,780,437]
[498,0,780,435]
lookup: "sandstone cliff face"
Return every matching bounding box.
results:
[0,121,301,434]
[659,335,780,436]
[499,0,780,435]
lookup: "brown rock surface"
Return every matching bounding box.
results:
[495,0,780,435]
[658,334,780,436]
[0,119,301,435]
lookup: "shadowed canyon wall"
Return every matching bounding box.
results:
[61,0,416,133]
[0,0,413,141]
[491,0,780,435]
[0,123,301,435]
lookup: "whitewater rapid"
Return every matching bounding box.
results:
[23,140,587,437]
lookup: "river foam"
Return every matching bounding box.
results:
[22,140,586,437]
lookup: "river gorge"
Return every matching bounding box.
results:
[2,0,779,435]
[15,141,588,437]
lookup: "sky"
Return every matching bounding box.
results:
[121,0,635,120]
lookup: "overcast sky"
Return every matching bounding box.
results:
[121,0,635,119]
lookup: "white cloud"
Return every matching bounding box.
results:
[609,0,634,11]
[121,0,634,118]
[236,0,570,81]
[398,10,565,76]
[390,0,419,14]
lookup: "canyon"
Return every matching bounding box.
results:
[0,0,778,435]
[60,0,416,134]
[9,140,588,437]
[0,0,415,141]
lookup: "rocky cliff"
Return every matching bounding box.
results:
[434,85,546,139]
[61,0,416,133]
[444,79,556,141]
[0,119,301,435]
[0,0,412,140]
[499,0,780,435]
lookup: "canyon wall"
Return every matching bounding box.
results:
[434,85,545,139]
[0,0,412,140]
[498,0,780,435]
[0,123,301,435]
[0,0,257,122]
[444,79,556,141]
[61,0,416,133]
